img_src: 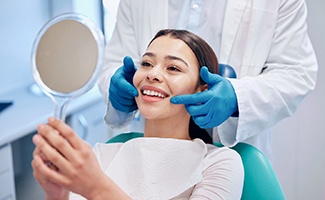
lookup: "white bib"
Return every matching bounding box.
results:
[106,137,207,200]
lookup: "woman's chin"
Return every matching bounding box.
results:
[138,109,162,120]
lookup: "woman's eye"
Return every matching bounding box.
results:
[168,66,181,72]
[141,61,152,67]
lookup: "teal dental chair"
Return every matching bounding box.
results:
[106,132,286,200]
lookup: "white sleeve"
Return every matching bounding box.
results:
[219,0,318,146]
[190,147,244,200]
[104,101,136,129]
[98,0,142,127]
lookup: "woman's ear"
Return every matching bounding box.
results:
[196,84,208,92]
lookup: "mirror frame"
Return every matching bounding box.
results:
[31,13,105,99]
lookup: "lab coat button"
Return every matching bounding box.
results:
[192,3,199,9]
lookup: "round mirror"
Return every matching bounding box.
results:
[31,13,105,120]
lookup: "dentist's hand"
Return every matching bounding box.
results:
[170,66,238,128]
[109,56,138,113]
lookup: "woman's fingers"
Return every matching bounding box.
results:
[33,117,105,194]
[36,121,78,163]
[32,153,69,188]
[45,117,95,166]
[35,118,94,179]
[47,117,83,150]
[32,134,71,174]
[33,145,46,160]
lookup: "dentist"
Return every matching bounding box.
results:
[99,0,318,159]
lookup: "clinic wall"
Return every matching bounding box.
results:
[0,0,102,96]
[0,0,51,95]
[272,0,325,199]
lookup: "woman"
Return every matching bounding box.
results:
[32,29,244,200]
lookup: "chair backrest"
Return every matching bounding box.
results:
[231,143,285,200]
[106,132,286,200]
[219,64,237,78]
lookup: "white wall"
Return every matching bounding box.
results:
[0,0,51,94]
[272,0,325,199]
[0,0,103,96]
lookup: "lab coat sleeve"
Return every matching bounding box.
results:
[104,101,136,129]
[98,0,142,127]
[98,0,142,104]
[219,0,318,146]
[98,0,168,128]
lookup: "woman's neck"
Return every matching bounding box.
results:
[144,116,191,140]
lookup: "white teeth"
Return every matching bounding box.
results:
[143,90,166,98]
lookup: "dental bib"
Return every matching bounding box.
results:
[106,137,207,200]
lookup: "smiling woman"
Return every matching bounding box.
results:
[134,29,218,141]
[32,29,244,200]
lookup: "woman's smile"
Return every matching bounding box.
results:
[140,85,169,102]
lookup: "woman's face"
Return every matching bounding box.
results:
[133,35,201,120]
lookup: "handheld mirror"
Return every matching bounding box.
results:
[31,13,104,121]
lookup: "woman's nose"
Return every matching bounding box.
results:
[146,75,160,82]
[146,66,163,82]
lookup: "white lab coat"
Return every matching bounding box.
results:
[99,0,318,159]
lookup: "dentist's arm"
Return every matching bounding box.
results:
[104,56,139,128]
[171,67,238,128]
[98,0,142,129]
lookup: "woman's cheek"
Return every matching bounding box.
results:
[171,77,197,95]
[133,71,142,88]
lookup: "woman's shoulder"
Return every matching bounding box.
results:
[204,143,243,167]
[188,139,243,169]
[192,142,244,199]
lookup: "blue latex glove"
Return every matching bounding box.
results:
[170,66,238,128]
[109,56,138,113]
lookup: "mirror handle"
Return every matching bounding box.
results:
[53,96,70,121]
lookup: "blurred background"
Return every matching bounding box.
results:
[0,0,323,199]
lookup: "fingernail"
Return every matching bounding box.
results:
[33,134,40,144]
[48,117,55,123]
[37,124,44,131]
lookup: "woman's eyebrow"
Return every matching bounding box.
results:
[142,52,189,67]
[142,52,155,58]
[165,55,189,67]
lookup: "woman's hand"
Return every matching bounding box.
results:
[31,117,118,199]
[32,145,69,200]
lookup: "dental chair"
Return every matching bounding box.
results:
[106,132,286,200]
